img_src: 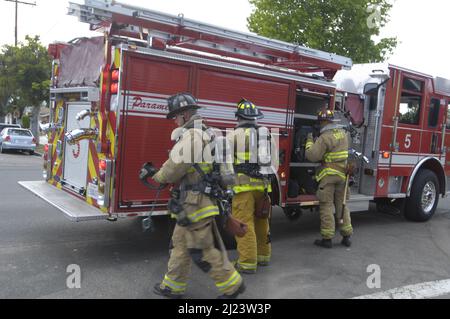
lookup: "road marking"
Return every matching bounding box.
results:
[354,279,450,299]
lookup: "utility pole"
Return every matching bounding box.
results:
[4,0,37,46]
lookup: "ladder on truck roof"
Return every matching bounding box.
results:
[68,0,352,79]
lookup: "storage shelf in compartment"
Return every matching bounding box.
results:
[294,114,317,120]
[290,163,321,168]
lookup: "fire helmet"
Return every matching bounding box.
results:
[236,98,264,120]
[317,109,335,122]
[166,93,202,119]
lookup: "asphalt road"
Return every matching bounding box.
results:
[1,152,450,299]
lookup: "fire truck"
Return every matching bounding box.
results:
[20,0,450,226]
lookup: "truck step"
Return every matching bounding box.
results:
[18,181,108,222]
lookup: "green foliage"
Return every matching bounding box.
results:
[248,0,398,63]
[0,36,51,117]
[21,114,30,128]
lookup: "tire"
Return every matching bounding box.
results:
[29,150,35,156]
[375,198,404,215]
[284,207,303,221]
[405,169,439,222]
[0,144,3,154]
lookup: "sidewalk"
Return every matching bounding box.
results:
[34,135,48,157]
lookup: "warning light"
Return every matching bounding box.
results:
[382,152,390,159]
[111,69,120,82]
[281,172,286,179]
[110,83,119,94]
[99,160,107,171]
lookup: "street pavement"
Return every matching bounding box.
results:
[1,152,450,299]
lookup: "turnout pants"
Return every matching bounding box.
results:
[232,191,272,272]
[160,218,242,296]
[317,175,353,240]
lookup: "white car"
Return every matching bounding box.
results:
[0,128,37,155]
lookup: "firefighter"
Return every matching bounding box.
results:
[305,109,353,249]
[228,99,273,274]
[149,93,245,299]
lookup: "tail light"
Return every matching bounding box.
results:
[110,83,119,94]
[110,69,119,95]
[43,144,49,162]
[32,137,37,144]
[97,159,108,206]
[111,69,120,81]
[4,136,11,142]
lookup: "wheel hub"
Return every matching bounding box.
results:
[421,182,436,214]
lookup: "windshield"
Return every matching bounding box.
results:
[9,129,32,137]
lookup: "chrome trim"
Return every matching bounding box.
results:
[272,172,283,207]
[387,193,407,199]
[104,159,113,208]
[76,109,97,121]
[406,157,446,197]
[112,46,125,213]
[441,122,446,156]
[119,204,167,209]
[65,128,99,145]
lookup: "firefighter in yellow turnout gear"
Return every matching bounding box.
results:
[305,109,353,249]
[150,93,245,299]
[228,99,273,274]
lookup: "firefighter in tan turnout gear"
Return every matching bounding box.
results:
[147,93,245,299]
[228,99,274,274]
[305,109,353,249]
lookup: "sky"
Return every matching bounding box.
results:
[0,0,449,79]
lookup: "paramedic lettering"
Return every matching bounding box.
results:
[131,96,168,112]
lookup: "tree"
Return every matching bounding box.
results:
[21,114,30,128]
[0,36,51,139]
[247,0,398,63]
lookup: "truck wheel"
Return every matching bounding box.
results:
[375,198,404,215]
[405,169,439,222]
[284,207,303,221]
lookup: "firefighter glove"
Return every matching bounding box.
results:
[139,162,158,181]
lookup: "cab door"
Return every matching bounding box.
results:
[444,100,450,189]
[393,76,425,167]
[423,97,444,156]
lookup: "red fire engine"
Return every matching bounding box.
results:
[20,0,450,226]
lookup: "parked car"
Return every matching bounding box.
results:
[0,123,21,132]
[0,128,36,155]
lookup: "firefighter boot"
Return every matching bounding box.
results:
[153,283,184,299]
[314,239,333,249]
[217,282,246,299]
[341,236,352,247]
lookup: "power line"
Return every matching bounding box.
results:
[4,0,37,46]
